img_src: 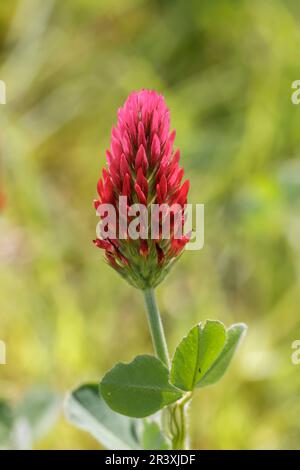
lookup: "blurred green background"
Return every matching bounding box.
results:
[1,0,300,449]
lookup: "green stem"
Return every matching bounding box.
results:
[142,288,190,450]
[143,288,170,368]
[171,394,192,450]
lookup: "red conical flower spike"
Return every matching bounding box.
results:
[94,89,190,289]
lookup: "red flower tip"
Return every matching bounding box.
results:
[135,145,148,173]
[136,168,148,196]
[120,154,130,178]
[140,240,149,257]
[122,173,131,197]
[135,183,147,205]
[176,180,190,206]
[151,134,161,165]
[158,175,167,201]
[138,121,147,148]
[94,199,100,211]
[170,235,190,256]
[93,238,111,250]
[155,243,165,265]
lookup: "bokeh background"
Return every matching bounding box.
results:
[1,0,300,449]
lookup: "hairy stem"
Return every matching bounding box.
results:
[143,288,191,450]
[143,288,170,368]
[171,393,192,450]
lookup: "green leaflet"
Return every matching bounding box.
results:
[0,389,60,450]
[100,355,183,418]
[65,384,141,450]
[0,400,13,449]
[142,420,170,450]
[170,320,227,391]
[197,323,247,387]
[170,321,247,391]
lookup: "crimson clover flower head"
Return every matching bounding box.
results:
[94,89,190,289]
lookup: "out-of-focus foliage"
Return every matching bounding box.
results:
[0,0,300,449]
[0,389,60,449]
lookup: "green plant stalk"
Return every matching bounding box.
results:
[171,392,193,449]
[143,288,190,449]
[143,288,170,368]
